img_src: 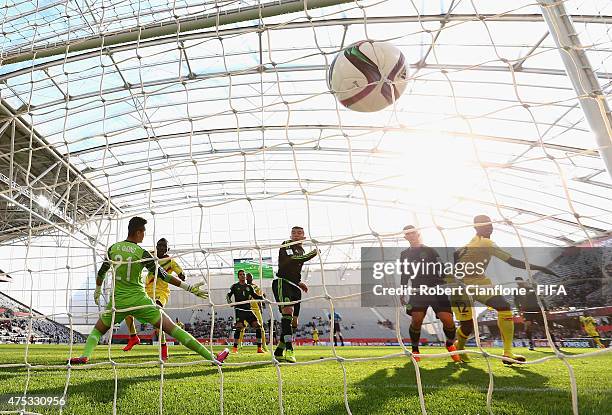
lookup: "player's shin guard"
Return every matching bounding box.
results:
[291,322,297,343]
[82,328,102,358]
[282,315,293,350]
[409,325,421,352]
[497,310,514,355]
[127,316,137,336]
[233,329,241,348]
[260,326,267,348]
[456,326,470,350]
[256,328,262,347]
[443,325,457,347]
[170,325,214,360]
[238,328,245,347]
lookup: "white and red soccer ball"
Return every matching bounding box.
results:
[328,40,408,112]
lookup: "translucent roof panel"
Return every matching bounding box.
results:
[0,0,611,250]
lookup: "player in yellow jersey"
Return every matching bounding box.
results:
[122,238,185,361]
[312,327,319,346]
[580,314,605,348]
[238,273,268,352]
[451,215,559,365]
[69,217,228,366]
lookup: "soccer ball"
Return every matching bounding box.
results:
[328,40,407,112]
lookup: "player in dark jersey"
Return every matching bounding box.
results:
[330,311,344,346]
[514,277,558,351]
[237,272,268,351]
[227,269,264,353]
[401,225,460,362]
[272,226,318,363]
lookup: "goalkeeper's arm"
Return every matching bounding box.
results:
[142,251,208,298]
[95,247,112,286]
[93,248,112,305]
[172,277,208,299]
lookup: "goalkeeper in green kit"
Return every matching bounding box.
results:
[69,217,229,364]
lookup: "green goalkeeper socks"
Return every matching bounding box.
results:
[170,325,214,360]
[82,328,102,358]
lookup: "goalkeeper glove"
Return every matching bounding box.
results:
[180,281,209,299]
[94,285,102,305]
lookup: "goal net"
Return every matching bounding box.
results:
[0,0,610,414]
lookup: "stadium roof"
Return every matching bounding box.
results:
[0,99,118,243]
[0,0,611,248]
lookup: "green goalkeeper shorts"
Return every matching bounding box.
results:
[100,294,162,328]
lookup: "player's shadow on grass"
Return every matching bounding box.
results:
[307,356,562,415]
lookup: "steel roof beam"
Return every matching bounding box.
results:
[68,124,597,160]
[539,0,612,179]
[104,176,606,232]
[111,188,598,241]
[0,100,122,214]
[4,13,612,81]
[2,0,355,65]
[5,12,612,65]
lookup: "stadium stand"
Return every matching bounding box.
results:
[0,291,85,344]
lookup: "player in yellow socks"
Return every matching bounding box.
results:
[238,273,268,352]
[312,327,320,346]
[123,237,185,361]
[580,314,605,348]
[451,215,559,365]
[69,217,228,365]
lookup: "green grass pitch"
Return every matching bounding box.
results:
[0,345,610,414]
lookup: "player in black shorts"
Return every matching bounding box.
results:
[272,226,318,363]
[227,269,264,353]
[401,225,460,362]
[331,311,345,346]
[514,277,558,351]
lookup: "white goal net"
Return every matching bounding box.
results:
[0,0,611,414]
